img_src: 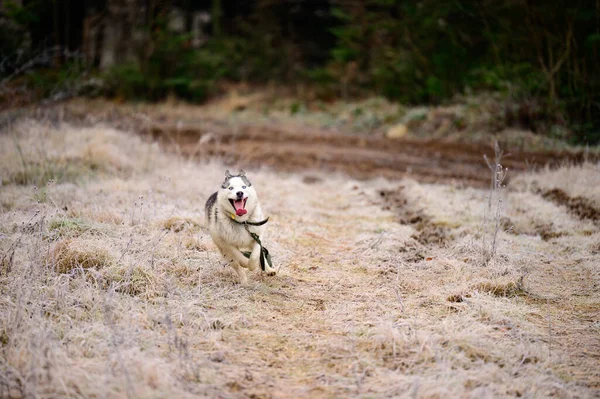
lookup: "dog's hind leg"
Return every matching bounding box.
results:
[246,238,275,276]
[262,252,276,276]
[247,242,261,271]
[248,241,276,276]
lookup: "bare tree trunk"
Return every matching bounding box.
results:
[65,0,71,52]
[53,0,61,66]
[212,0,222,37]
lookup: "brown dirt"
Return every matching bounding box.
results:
[377,188,447,246]
[141,121,591,188]
[541,188,600,224]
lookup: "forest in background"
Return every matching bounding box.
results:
[1,0,599,144]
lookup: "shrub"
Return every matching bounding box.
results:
[103,29,227,102]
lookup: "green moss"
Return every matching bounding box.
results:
[48,218,92,238]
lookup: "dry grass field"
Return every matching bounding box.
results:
[1,117,599,398]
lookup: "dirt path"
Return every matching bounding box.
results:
[144,121,589,188]
[203,188,409,397]
[189,173,600,397]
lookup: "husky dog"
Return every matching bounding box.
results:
[205,170,276,284]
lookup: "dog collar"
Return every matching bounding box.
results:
[230,215,270,226]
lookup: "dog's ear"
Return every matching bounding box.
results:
[238,169,246,176]
[225,170,233,178]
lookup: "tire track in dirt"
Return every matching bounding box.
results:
[373,182,600,392]
[539,188,600,225]
[377,188,447,246]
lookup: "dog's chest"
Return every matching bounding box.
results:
[212,218,258,249]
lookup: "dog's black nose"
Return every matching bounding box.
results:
[236,191,244,198]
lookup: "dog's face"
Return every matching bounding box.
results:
[217,170,258,217]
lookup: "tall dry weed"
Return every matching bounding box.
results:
[481,141,508,266]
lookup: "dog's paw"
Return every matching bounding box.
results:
[247,258,260,271]
[264,269,276,277]
[233,267,248,285]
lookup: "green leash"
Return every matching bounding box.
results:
[230,215,273,271]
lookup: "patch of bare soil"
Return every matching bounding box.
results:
[377,188,447,246]
[504,217,565,241]
[540,188,600,224]
[149,122,592,188]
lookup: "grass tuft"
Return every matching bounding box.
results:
[47,239,113,274]
[104,263,161,297]
[4,159,89,186]
[474,280,525,298]
[162,216,201,233]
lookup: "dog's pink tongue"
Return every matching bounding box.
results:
[234,199,247,216]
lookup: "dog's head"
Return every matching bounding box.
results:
[217,169,258,218]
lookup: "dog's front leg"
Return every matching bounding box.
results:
[215,242,249,284]
[246,242,263,271]
[222,244,251,269]
[230,263,248,285]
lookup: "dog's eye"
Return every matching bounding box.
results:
[242,186,246,189]
[228,187,233,190]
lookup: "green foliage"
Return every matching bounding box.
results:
[104,29,227,102]
[22,61,86,99]
[325,1,477,103]
[325,0,600,143]
[104,64,146,100]
[103,17,308,102]
[0,0,50,77]
[48,218,95,239]
[3,0,41,25]
[468,64,544,98]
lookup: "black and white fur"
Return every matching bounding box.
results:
[205,170,275,284]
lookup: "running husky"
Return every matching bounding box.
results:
[205,170,275,284]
